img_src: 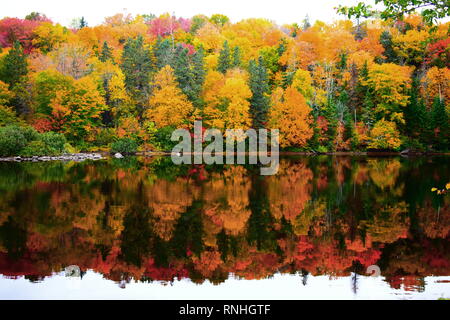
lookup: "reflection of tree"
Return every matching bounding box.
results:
[360,202,410,243]
[119,206,152,267]
[0,156,449,291]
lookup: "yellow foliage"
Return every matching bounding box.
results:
[146,65,194,128]
[269,86,313,148]
[421,67,450,110]
[203,69,252,130]
[291,69,314,101]
[392,29,429,64]
[363,63,412,123]
[368,119,402,150]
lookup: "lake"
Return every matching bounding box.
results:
[0,156,449,300]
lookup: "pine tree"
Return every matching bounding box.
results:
[154,37,174,69]
[431,96,449,150]
[99,41,113,62]
[0,41,28,88]
[405,78,427,140]
[120,36,153,116]
[191,47,206,108]
[380,31,398,63]
[248,57,270,129]
[217,40,231,74]
[232,46,241,68]
[79,17,87,28]
[171,45,192,99]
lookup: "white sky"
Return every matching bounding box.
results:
[2,0,362,26]
[1,272,450,300]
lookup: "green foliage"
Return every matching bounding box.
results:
[99,41,113,62]
[111,137,138,154]
[248,57,270,129]
[20,140,49,157]
[0,41,28,88]
[154,38,174,69]
[39,131,67,154]
[120,36,154,112]
[0,105,23,127]
[218,40,231,74]
[34,70,73,115]
[210,14,229,27]
[431,97,449,150]
[93,128,117,147]
[380,31,398,64]
[336,0,449,25]
[0,125,28,156]
[150,125,179,151]
[0,125,70,157]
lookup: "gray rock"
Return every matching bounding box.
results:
[114,153,124,159]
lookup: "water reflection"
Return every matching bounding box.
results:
[0,156,449,298]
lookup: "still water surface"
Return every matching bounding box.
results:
[0,156,449,299]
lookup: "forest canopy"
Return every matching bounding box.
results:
[0,8,449,155]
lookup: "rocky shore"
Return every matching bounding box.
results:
[0,153,104,162]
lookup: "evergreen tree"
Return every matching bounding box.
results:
[431,97,449,150]
[248,57,270,129]
[217,40,231,74]
[380,31,398,63]
[171,45,192,99]
[281,70,295,89]
[232,46,241,68]
[99,41,113,62]
[191,47,206,107]
[79,17,88,28]
[154,37,174,69]
[120,36,153,116]
[0,41,28,88]
[404,77,427,140]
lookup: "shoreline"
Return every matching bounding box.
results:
[1,151,449,162]
[4,152,450,162]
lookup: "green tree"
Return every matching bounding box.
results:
[99,41,113,62]
[120,36,154,116]
[336,0,449,25]
[232,46,242,68]
[0,41,28,88]
[248,57,270,129]
[217,40,231,74]
[431,96,449,150]
[153,37,174,69]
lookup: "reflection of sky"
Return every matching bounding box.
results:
[1,272,449,300]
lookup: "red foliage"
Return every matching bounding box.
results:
[426,37,450,68]
[0,18,40,53]
[147,16,191,38]
[32,117,54,133]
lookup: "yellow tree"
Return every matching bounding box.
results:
[421,66,450,111]
[32,22,70,53]
[363,63,413,124]
[203,69,252,131]
[50,76,106,140]
[145,65,194,128]
[269,86,313,148]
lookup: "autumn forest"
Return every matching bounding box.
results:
[0,8,449,155]
[0,0,450,300]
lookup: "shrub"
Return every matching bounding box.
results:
[151,126,178,151]
[111,138,138,154]
[63,143,79,154]
[39,131,66,154]
[93,128,117,147]
[317,145,328,153]
[0,105,24,127]
[21,126,40,142]
[20,140,48,157]
[0,125,28,156]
